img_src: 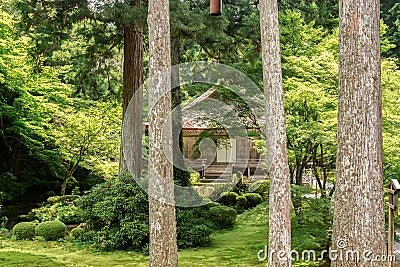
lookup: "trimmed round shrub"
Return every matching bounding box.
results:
[70,227,85,240]
[243,193,263,208]
[12,222,36,240]
[206,202,221,208]
[218,192,239,206]
[249,180,270,200]
[208,206,237,228]
[236,195,247,208]
[35,220,67,241]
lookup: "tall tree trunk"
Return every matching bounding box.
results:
[171,30,190,187]
[260,1,292,266]
[148,0,178,265]
[331,1,385,266]
[119,20,144,178]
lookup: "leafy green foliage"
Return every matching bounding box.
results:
[381,1,400,64]
[0,5,65,202]
[53,19,123,100]
[176,207,213,248]
[77,175,212,251]
[31,197,82,224]
[279,0,339,30]
[12,222,36,240]
[382,59,400,182]
[280,10,326,59]
[208,206,237,229]
[77,175,148,251]
[282,31,338,186]
[35,220,67,241]
[54,102,121,194]
[291,186,332,253]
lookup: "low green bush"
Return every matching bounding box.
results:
[249,180,270,200]
[234,195,248,214]
[77,176,151,251]
[70,227,85,240]
[77,175,213,251]
[176,207,213,248]
[236,195,247,207]
[208,206,237,229]
[35,220,67,241]
[12,222,36,240]
[218,192,239,206]
[206,202,221,208]
[291,187,333,253]
[243,193,263,208]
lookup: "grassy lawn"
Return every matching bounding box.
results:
[0,203,320,266]
[179,203,269,267]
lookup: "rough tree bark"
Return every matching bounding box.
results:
[259,1,292,266]
[148,0,178,265]
[331,1,385,266]
[119,20,144,178]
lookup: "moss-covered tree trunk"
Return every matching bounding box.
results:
[147,0,178,265]
[260,0,292,266]
[331,1,385,266]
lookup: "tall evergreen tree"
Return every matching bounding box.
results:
[147,0,178,265]
[119,0,145,178]
[331,0,385,266]
[260,0,292,266]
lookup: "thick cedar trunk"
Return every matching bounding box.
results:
[148,0,178,266]
[331,1,385,266]
[119,20,144,178]
[260,1,292,266]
